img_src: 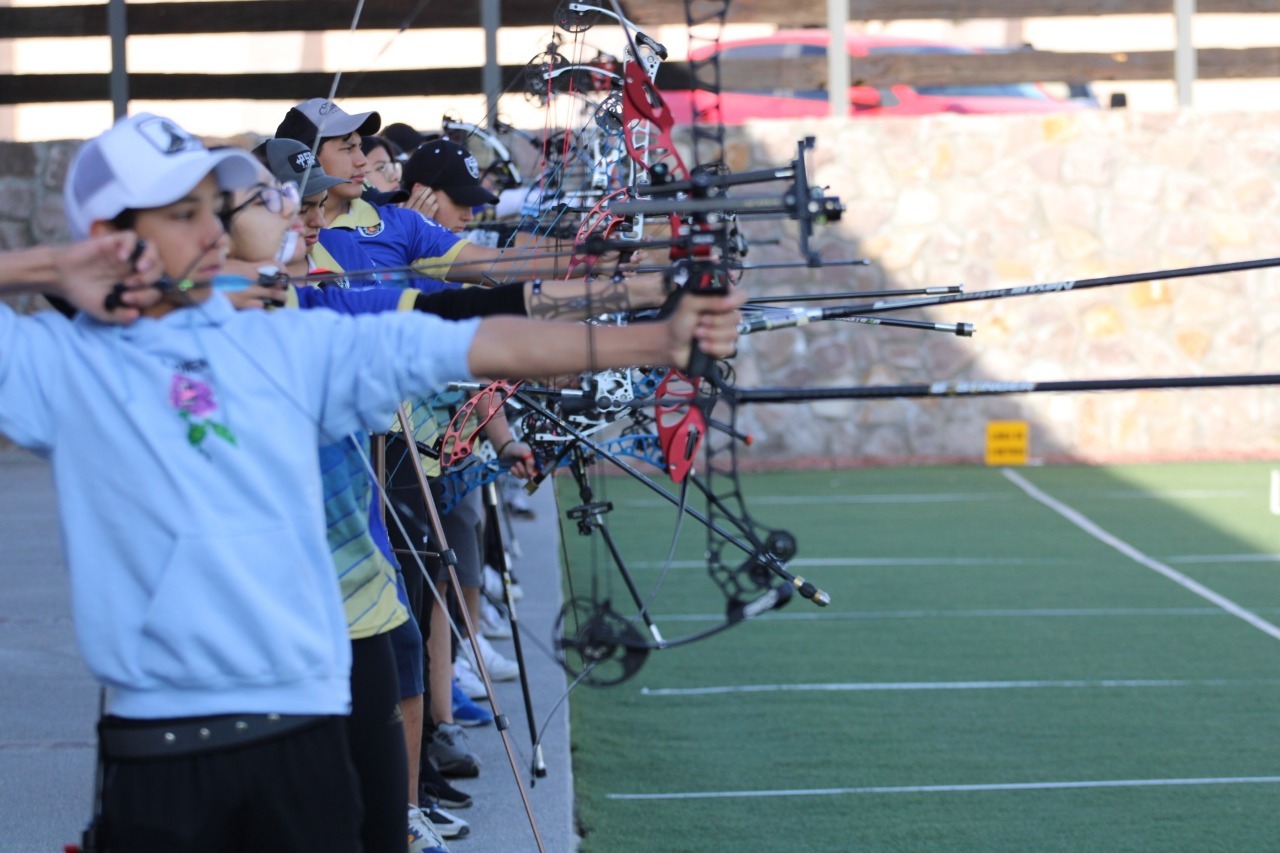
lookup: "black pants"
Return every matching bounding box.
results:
[348,632,409,853]
[100,716,362,852]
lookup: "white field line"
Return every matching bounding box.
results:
[638,678,1280,697]
[606,776,1280,801]
[1003,469,1280,643]
[621,488,1253,510]
[622,491,1016,508]
[629,554,1280,571]
[628,556,1073,570]
[647,606,1280,623]
[1165,554,1280,564]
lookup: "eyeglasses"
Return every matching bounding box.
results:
[222,182,301,222]
[370,160,402,180]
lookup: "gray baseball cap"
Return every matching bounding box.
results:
[275,98,380,148]
[256,138,347,199]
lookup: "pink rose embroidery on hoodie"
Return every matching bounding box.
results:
[169,374,237,455]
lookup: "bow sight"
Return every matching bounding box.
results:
[610,137,846,268]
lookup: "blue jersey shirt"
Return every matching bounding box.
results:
[314,227,451,294]
[329,198,468,283]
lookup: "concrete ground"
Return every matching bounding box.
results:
[439,482,578,852]
[0,451,574,852]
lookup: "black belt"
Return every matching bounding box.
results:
[99,713,328,760]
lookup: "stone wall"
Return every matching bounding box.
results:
[714,110,1280,465]
[0,139,76,250]
[2,114,1278,464]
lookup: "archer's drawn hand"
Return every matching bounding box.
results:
[54,232,163,323]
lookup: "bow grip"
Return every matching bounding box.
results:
[653,288,722,381]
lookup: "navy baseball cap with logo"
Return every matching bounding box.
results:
[401,140,499,206]
[275,98,381,148]
[63,113,259,239]
[255,138,347,198]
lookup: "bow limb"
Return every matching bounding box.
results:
[438,379,526,468]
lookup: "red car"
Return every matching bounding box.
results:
[661,32,1094,124]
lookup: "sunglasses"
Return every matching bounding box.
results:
[222,182,301,222]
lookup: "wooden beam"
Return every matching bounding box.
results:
[0,66,530,106]
[654,47,1280,89]
[845,46,1280,86]
[623,0,1280,26]
[5,0,1279,38]
[0,0,550,38]
[3,47,1280,107]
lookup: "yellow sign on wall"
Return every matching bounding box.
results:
[985,421,1029,466]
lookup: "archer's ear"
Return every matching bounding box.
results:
[87,220,116,238]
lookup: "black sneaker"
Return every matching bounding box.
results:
[420,779,474,811]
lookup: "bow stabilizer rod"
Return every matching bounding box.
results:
[846,256,1280,317]
[740,307,974,337]
[732,372,1280,404]
[746,285,962,305]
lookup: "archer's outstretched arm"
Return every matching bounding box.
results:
[466,290,743,379]
[425,241,644,284]
[406,271,666,322]
[525,271,666,319]
[0,235,163,323]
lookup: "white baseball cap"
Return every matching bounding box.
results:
[64,113,260,239]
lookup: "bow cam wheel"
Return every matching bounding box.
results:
[554,596,650,686]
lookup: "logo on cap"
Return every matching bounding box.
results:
[291,151,317,173]
[464,154,480,180]
[137,117,202,156]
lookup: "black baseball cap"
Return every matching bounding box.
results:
[275,98,381,148]
[402,140,499,206]
[255,138,347,198]
[382,122,425,159]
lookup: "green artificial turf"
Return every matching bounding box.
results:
[560,463,1280,851]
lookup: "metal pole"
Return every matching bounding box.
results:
[107,0,128,120]
[1174,0,1196,108]
[481,0,500,125]
[827,0,849,118]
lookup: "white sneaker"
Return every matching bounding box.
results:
[484,563,523,603]
[480,598,512,640]
[408,804,449,852]
[421,800,470,839]
[462,634,519,682]
[454,656,487,700]
[502,476,536,519]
